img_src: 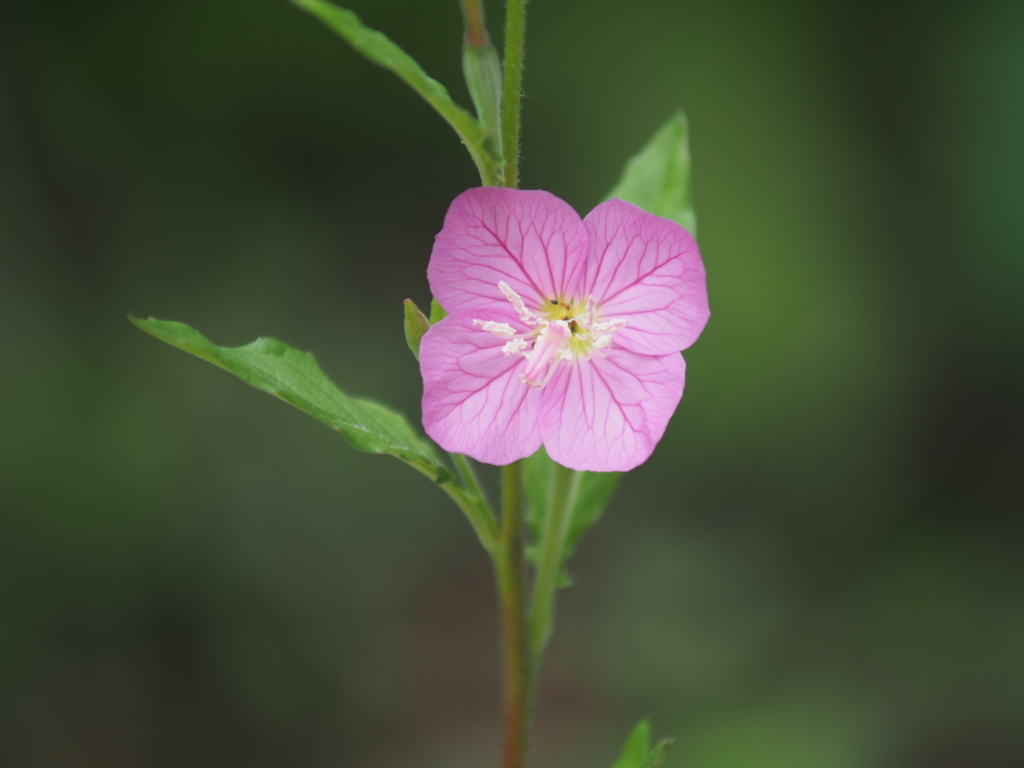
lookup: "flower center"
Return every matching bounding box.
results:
[472,281,627,388]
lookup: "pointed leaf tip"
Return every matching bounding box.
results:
[612,718,652,768]
[605,110,696,236]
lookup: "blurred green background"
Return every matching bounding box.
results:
[2,0,1023,766]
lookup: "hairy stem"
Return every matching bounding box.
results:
[528,462,580,673]
[493,3,531,766]
[495,460,530,768]
[501,0,527,188]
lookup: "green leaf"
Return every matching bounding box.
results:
[523,447,621,583]
[290,0,504,185]
[429,298,449,325]
[611,720,675,768]
[522,448,549,533]
[639,739,675,768]
[605,110,696,236]
[564,467,620,562]
[403,298,430,360]
[612,718,651,768]
[131,317,452,484]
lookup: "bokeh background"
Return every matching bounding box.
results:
[2,0,1023,766]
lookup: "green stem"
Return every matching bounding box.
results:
[501,0,527,188]
[492,4,532,766]
[528,462,580,672]
[495,460,530,768]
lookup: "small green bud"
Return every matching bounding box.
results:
[403,299,431,360]
[459,0,503,161]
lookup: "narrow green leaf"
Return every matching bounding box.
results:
[522,446,552,536]
[523,447,621,582]
[612,718,651,768]
[290,0,504,185]
[403,298,430,360]
[429,298,449,325]
[131,317,452,484]
[563,468,620,562]
[605,110,696,236]
[639,738,675,768]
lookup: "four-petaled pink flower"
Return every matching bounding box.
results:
[419,188,709,472]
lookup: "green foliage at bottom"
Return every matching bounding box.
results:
[613,719,675,768]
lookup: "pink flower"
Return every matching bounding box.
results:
[419,188,709,472]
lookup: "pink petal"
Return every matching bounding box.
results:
[420,308,543,466]
[427,188,588,315]
[580,199,709,355]
[539,348,685,472]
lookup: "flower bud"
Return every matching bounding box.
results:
[403,298,431,360]
[460,1,503,160]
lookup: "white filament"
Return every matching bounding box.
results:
[498,281,540,326]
